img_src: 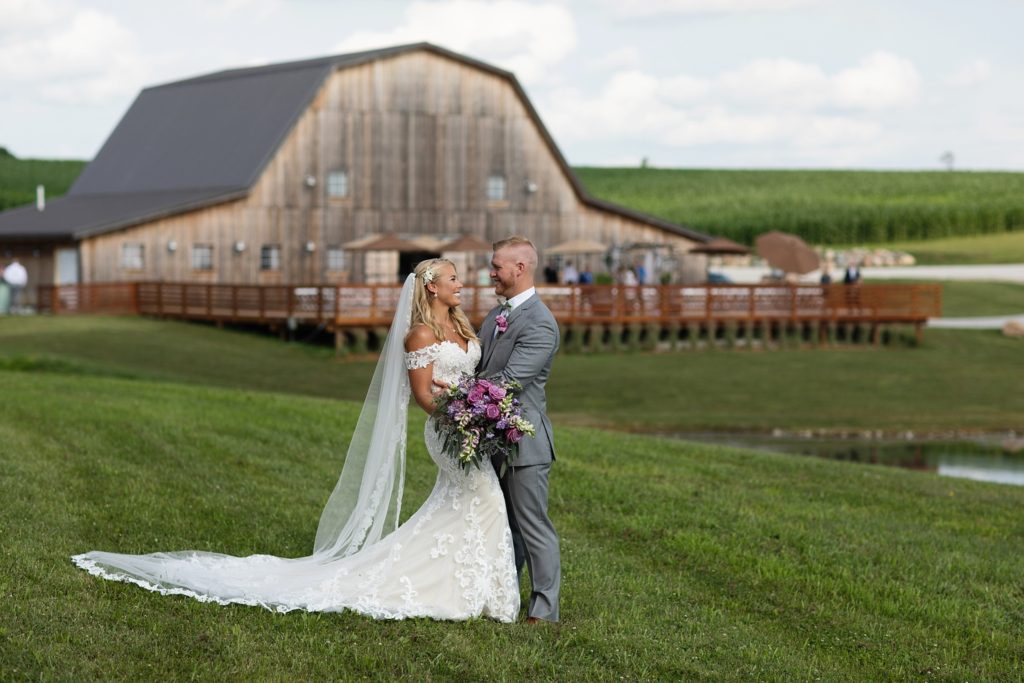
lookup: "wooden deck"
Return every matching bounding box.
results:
[38,281,941,336]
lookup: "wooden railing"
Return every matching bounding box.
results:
[37,281,942,328]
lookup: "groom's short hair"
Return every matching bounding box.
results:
[493,236,538,271]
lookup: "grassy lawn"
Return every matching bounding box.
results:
[880,231,1024,265]
[1,316,1020,434]
[2,368,1022,680]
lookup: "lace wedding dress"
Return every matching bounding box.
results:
[72,278,519,623]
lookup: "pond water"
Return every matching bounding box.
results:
[676,433,1024,487]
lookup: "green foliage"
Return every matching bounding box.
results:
[575,167,1024,246]
[0,155,86,211]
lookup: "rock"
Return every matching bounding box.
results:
[1002,438,1024,454]
[1002,321,1024,337]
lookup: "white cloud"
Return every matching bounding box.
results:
[610,0,820,16]
[833,51,920,109]
[199,0,280,19]
[946,58,992,87]
[592,46,643,70]
[0,0,61,35]
[540,51,908,156]
[719,57,829,108]
[717,52,920,110]
[334,0,576,84]
[0,2,148,105]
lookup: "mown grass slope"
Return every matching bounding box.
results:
[1,316,1020,434]
[2,366,1022,680]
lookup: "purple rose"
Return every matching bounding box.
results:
[487,384,507,400]
[495,313,509,334]
[506,428,523,443]
[485,404,501,420]
[467,386,487,404]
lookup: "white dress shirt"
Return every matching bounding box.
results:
[504,287,536,312]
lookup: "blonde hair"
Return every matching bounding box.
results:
[492,235,538,271]
[410,258,478,343]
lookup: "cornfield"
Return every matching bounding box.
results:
[575,167,1024,245]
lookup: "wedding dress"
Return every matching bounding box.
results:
[71,276,519,622]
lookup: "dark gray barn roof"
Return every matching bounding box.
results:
[0,43,709,244]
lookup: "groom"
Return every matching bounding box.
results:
[477,235,561,624]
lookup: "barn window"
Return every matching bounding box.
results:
[487,174,507,201]
[327,170,349,198]
[326,247,345,271]
[260,245,281,271]
[121,243,144,270]
[191,244,214,271]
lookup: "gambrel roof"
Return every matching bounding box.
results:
[0,43,709,243]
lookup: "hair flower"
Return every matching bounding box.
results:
[421,267,436,284]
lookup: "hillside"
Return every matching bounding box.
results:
[0,149,86,211]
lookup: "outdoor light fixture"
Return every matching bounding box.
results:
[525,181,538,194]
[304,241,316,253]
[166,240,178,253]
[233,241,246,253]
[304,174,317,188]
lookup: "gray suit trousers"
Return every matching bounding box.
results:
[496,457,561,622]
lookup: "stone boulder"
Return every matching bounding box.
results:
[1002,320,1024,337]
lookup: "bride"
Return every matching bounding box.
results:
[72,259,520,622]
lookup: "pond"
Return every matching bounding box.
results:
[676,432,1024,487]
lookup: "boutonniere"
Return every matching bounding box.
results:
[495,303,511,335]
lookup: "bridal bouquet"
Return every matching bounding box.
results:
[433,377,535,472]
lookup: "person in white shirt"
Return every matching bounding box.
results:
[561,260,578,284]
[3,258,27,312]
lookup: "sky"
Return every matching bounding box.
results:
[1,0,1022,170]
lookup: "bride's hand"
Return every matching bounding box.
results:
[432,379,450,395]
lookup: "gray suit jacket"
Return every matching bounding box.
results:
[477,293,559,466]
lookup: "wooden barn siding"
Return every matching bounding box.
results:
[82,50,695,284]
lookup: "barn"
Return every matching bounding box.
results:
[0,42,710,306]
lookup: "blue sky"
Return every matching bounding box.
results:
[1,0,1021,169]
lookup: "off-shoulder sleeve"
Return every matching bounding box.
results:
[404,345,437,370]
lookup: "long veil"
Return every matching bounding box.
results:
[313,274,414,558]
[71,275,418,609]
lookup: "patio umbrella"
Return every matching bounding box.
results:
[411,235,448,252]
[689,237,750,255]
[755,231,820,274]
[342,233,425,252]
[545,238,608,255]
[440,234,492,252]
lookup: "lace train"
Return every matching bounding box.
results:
[72,340,519,622]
